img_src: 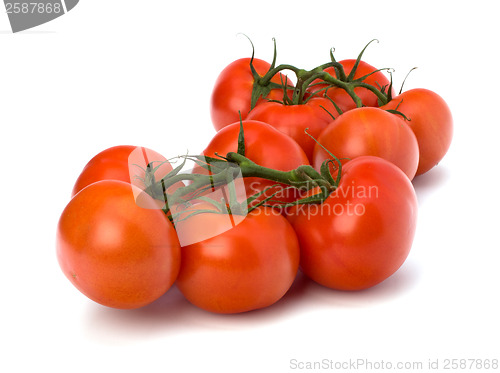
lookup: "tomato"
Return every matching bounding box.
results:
[309,59,393,113]
[246,97,336,162]
[287,156,417,291]
[174,206,300,313]
[210,58,291,131]
[313,107,419,180]
[72,145,180,198]
[57,180,181,309]
[380,88,453,176]
[199,120,309,204]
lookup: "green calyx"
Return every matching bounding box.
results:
[247,36,294,110]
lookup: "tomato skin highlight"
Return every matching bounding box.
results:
[57,180,181,309]
[246,97,336,162]
[288,156,417,291]
[175,207,300,314]
[210,58,290,131]
[313,107,419,180]
[380,88,453,176]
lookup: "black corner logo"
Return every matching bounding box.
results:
[4,1,79,33]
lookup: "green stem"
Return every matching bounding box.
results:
[250,39,392,109]
[291,62,338,105]
[166,167,241,206]
[259,64,302,86]
[316,72,363,107]
[258,59,389,107]
[317,72,388,107]
[356,81,389,105]
[227,152,334,191]
[149,152,338,208]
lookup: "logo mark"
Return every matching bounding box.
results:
[4,0,79,33]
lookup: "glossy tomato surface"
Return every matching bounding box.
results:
[313,107,419,180]
[57,180,181,309]
[381,88,453,176]
[71,145,179,198]
[175,206,300,314]
[288,156,418,291]
[246,97,336,161]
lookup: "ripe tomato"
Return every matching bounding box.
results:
[246,97,336,161]
[199,120,309,203]
[313,107,419,180]
[57,180,181,309]
[175,206,300,313]
[72,145,179,197]
[210,58,291,131]
[288,156,417,291]
[309,59,393,113]
[380,88,453,176]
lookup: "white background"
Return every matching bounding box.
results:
[1,1,499,372]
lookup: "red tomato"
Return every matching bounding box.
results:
[380,88,453,176]
[288,156,417,291]
[72,145,179,197]
[210,58,291,131]
[313,107,419,180]
[199,120,309,204]
[246,97,336,161]
[309,59,393,113]
[57,180,181,309]
[175,206,300,313]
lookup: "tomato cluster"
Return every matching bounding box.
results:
[56,39,452,314]
[211,39,453,179]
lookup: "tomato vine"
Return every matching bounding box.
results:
[251,39,392,107]
[143,122,341,217]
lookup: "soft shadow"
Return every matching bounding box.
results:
[83,285,198,343]
[303,261,421,308]
[84,263,420,343]
[83,272,314,343]
[412,166,451,204]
